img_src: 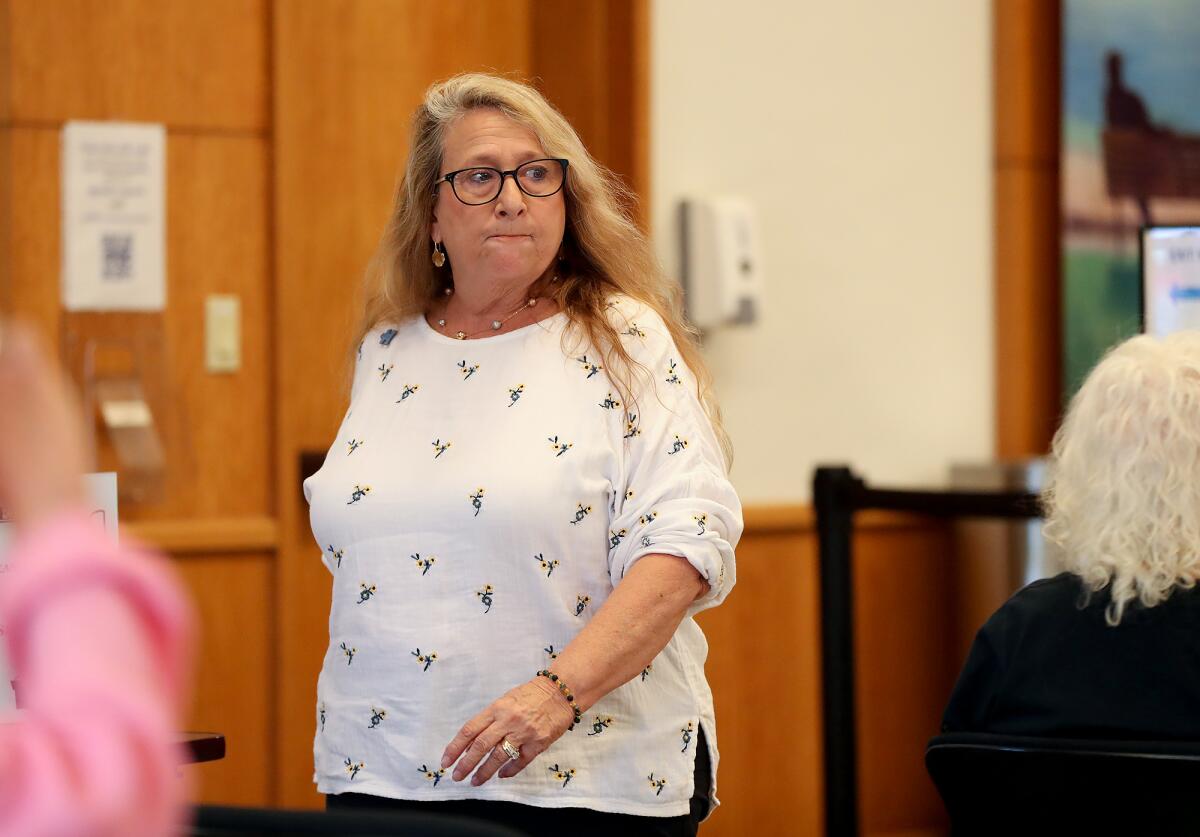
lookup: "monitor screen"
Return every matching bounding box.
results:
[1142,226,1200,336]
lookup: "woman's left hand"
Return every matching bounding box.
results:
[441,675,576,785]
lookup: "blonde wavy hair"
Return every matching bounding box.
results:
[1043,331,1200,625]
[354,72,730,465]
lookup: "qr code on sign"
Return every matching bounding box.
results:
[101,233,133,280]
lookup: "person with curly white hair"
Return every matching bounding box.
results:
[943,331,1200,738]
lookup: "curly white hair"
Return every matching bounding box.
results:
[1043,331,1200,625]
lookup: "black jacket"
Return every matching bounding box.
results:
[943,572,1200,740]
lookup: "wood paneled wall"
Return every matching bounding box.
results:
[272,0,542,806]
[3,3,967,833]
[0,0,275,804]
[697,512,825,836]
[699,509,958,837]
[994,0,1062,457]
[532,0,650,225]
[175,552,275,806]
[6,0,268,130]
[1,0,653,811]
[0,0,10,308]
[271,0,651,807]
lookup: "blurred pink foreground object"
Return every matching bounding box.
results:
[0,512,194,837]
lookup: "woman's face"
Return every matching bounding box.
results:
[431,108,566,291]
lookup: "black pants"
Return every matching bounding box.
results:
[327,727,712,837]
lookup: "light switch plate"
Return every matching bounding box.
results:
[205,295,241,373]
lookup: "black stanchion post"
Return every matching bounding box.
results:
[814,466,861,837]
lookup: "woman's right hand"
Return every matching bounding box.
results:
[0,321,88,528]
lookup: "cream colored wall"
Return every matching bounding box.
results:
[651,0,994,503]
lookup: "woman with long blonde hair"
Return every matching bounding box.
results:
[303,73,741,834]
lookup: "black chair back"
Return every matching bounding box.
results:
[926,732,1200,835]
[190,804,528,837]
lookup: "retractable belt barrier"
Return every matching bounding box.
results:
[812,465,1042,837]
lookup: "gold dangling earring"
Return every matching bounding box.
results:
[432,242,446,268]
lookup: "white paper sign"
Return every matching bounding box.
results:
[0,473,119,710]
[61,121,166,311]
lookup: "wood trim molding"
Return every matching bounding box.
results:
[742,504,813,532]
[120,505,927,552]
[993,0,1062,457]
[124,516,279,554]
[743,503,954,534]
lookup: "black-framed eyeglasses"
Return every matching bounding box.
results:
[436,158,569,206]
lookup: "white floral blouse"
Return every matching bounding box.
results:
[303,296,742,817]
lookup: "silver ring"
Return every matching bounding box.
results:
[500,738,520,761]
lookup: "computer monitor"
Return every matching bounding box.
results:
[1141,225,1200,336]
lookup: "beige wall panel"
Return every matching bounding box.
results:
[653,0,993,502]
[176,552,274,806]
[273,0,533,806]
[7,0,268,130]
[6,128,271,521]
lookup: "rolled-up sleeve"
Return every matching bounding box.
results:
[606,304,742,613]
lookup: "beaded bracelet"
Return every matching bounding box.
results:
[537,669,584,731]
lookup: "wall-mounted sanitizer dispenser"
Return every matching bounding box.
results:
[679,197,764,330]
